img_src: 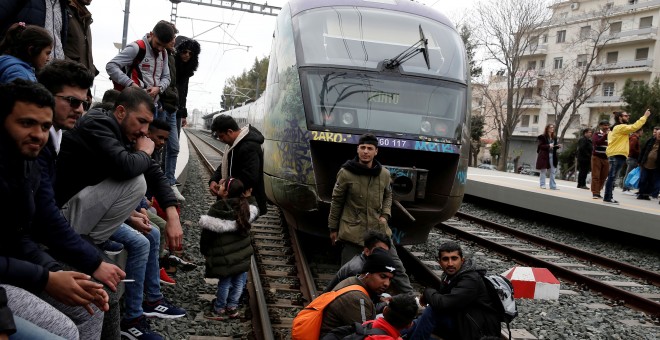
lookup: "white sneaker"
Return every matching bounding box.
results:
[622,191,635,196]
[171,185,185,202]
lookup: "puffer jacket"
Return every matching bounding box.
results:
[423,259,501,340]
[0,55,36,84]
[328,158,392,246]
[320,276,376,338]
[198,197,258,278]
[606,116,647,157]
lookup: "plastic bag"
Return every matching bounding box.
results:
[624,166,640,189]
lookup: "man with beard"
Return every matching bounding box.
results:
[328,133,412,294]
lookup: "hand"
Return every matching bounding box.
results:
[0,333,8,340]
[127,209,152,234]
[75,280,109,313]
[130,83,141,89]
[45,271,104,314]
[146,87,159,98]
[136,136,155,156]
[644,109,652,117]
[329,231,338,246]
[92,262,126,292]
[164,206,183,251]
[182,117,187,127]
[209,181,220,196]
[379,216,388,224]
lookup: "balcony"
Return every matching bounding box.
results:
[523,43,548,56]
[604,27,657,47]
[513,126,539,136]
[521,98,541,107]
[584,95,623,107]
[590,59,653,75]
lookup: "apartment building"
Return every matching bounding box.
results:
[488,0,659,168]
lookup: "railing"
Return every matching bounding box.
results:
[586,95,622,103]
[591,59,653,71]
[522,98,540,105]
[607,27,657,40]
[513,126,539,134]
[525,43,548,55]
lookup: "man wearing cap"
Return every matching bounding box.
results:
[319,249,397,338]
[405,241,500,340]
[328,133,413,294]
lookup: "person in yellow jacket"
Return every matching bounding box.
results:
[603,109,652,204]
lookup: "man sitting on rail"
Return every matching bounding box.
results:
[323,230,391,293]
[54,87,185,339]
[0,79,108,339]
[404,241,500,340]
[319,249,397,338]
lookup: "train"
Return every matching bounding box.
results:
[213,0,470,245]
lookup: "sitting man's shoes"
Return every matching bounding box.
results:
[120,316,163,340]
[168,255,197,272]
[143,298,186,319]
[171,185,185,202]
[159,268,176,285]
[98,239,124,256]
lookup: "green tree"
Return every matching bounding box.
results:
[459,24,482,79]
[621,78,660,138]
[489,140,501,164]
[221,56,269,110]
[470,115,485,166]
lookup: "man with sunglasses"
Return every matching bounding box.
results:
[603,110,652,204]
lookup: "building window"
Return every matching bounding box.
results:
[554,57,563,69]
[603,82,615,96]
[580,26,591,39]
[605,3,613,10]
[632,80,645,87]
[527,60,537,70]
[521,115,530,127]
[529,36,539,47]
[640,16,653,29]
[551,85,560,99]
[609,21,622,34]
[541,34,548,43]
[636,47,649,60]
[533,115,539,124]
[556,30,566,43]
[540,59,545,68]
[629,0,638,4]
[606,51,618,64]
[524,88,533,98]
[577,54,588,67]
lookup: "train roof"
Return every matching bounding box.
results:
[286,0,456,31]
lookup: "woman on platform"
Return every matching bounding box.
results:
[536,124,561,190]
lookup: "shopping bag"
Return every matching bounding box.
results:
[624,166,640,189]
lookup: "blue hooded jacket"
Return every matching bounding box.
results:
[0,55,36,84]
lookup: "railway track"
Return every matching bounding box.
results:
[440,212,660,319]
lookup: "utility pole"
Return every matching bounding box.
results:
[121,0,131,49]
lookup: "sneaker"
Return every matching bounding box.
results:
[168,255,197,272]
[637,195,651,200]
[550,187,559,190]
[577,186,589,189]
[159,268,176,285]
[174,180,182,187]
[204,307,226,321]
[171,185,185,202]
[622,191,636,196]
[143,298,186,319]
[98,239,124,256]
[603,199,619,205]
[540,185,546,189]
[225,307,240,319]
[592,194,602,199]
[120,316,163,340]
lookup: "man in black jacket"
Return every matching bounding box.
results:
[576,128,593,189]
[0,80,108,339]
[209,114,267,215]
[637,126,660,200]
[406,242,500,340]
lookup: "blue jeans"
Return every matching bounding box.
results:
[214,272,248,310]
[403,306,456,340]
[111,224,163,320]
[10,315,67,340]
[604,156,626,201]
[539,153,557,189]
[156,110,180,186]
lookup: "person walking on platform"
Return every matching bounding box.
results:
[603,110,651,204]
[536,124,561,190]
[328,133,413,294]
[637,126,660,201]
[576,128,593,189]
[591,120,610,199]
[622,129,642,194]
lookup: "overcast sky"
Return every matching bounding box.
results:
[87,0,478,116]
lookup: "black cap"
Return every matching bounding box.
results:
[358,133,378,147]
[361,248,396,274]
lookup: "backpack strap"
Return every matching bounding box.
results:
[125,39,147,86]
[335,284,369,297]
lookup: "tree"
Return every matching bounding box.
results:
[459,24,482,79]
[621,78,660,137]
[489,140,501,164]
[475,0,551,171]
[470,115,485,166]
[538,8,615,145]
[221,56,269,110]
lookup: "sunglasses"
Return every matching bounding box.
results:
[55,95,90,110]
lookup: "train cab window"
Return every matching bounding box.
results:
[295,6,466,82]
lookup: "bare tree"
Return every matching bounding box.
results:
[538,9,615,145]
[475,0,551,171]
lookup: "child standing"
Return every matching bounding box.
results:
[199,178,259,320]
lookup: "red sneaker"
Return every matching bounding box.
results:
[160,268,176,285]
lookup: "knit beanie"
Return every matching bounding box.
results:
[361,248,397,274]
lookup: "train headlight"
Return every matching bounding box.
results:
[434,122,448,135]
[341,112,354,125]
[420,120,432,133]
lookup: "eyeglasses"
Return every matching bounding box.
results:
[55,95,90,110]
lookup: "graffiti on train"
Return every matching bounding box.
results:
[309,131,460,154]
[390,227,406,245]
[278,119,314,183]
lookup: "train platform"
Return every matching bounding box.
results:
[465,167,660,241]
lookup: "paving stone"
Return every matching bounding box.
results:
[574,270,611,276]
[602,281,644,287]
[579,302,612,309]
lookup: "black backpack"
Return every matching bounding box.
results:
[481,273,518,340]
[321,322,389,340]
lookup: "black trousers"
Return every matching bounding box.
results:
[577,159,590,188]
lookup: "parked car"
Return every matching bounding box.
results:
[477,163,497,170]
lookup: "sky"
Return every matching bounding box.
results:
[87,0,478,120]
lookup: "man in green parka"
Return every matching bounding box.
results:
[328,133,413,294]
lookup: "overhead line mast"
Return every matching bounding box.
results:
[170,0,281,24]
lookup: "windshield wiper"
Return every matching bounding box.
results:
[382,25,430,70]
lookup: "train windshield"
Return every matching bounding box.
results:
[295,6,466,81]
[302,69,466,141]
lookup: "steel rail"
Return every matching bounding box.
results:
[439,220,660,318]
[288,224,319,303]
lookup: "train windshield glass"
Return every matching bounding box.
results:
[295,7,465,81]
[302,69,465,141]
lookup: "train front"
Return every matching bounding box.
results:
[263,0,469,245]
